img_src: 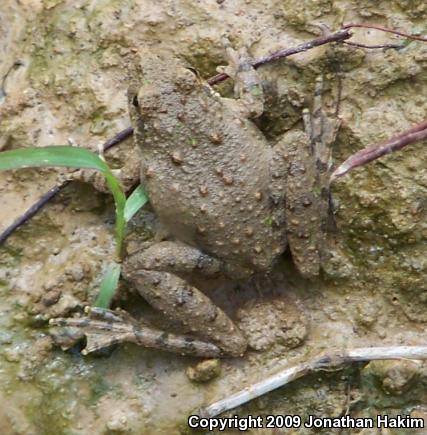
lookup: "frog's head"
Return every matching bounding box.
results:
[129,55,202,118]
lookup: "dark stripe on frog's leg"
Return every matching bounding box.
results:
[124,241,224,276]
[50,308,222,357]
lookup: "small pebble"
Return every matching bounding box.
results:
[186,359,221,383]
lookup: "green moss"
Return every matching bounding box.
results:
[87,374,113,405]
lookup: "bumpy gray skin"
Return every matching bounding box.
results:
[51,47,338,358]
[129,51,286,273]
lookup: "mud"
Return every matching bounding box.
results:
[0,1,426,434]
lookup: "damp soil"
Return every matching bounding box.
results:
[0,1,426,434]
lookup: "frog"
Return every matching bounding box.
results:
[50,43,339,358]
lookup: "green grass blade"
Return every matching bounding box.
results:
[94,262,121,308]
[124,184,148,222]
[0,145,110,171]
[0,146,126,257]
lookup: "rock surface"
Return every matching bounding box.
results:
[0,1,426,434]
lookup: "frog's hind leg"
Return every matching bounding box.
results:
[284,76,340,278]
[50,242,247,358]
[120,242,248,357]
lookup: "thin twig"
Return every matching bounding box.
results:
[343,23,427,42]
[331,119,427,180]
[102,125,134,152]
[0,181,68,245]
[343,41,402,50]
[199,345,427,418]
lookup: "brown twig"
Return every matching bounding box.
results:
[331,119,427,180]
[343,23,427,42]
[199,345,427,418]
[102,125,134,152]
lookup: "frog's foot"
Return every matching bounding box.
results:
[284,76,340,278]
[304,76,341,225]
[49,307,222,357]
[68,168,119,193]
[67,143,140,194]
[303,76,341,178]
[217,39,264,119]
[122,241,248,357]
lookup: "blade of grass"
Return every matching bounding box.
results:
[94,262,121,308]
[0,146,110,171]
[124,184,148,222]
[0,146,126,257]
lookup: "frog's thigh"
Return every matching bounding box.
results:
[122,242,247,357]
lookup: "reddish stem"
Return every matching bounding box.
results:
[331,119,427,180]
[343,23,427,42]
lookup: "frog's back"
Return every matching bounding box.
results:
[133,57,286,272]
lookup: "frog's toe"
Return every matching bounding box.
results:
[303,75,341,146]
[49,308,139,354]
[218,332,248,358]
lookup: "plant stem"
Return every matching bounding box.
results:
[331,119,427,180]
[199,345,427,418]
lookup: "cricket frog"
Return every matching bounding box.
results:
[51,44,339,358]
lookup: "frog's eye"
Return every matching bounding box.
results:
[132,95,139,108]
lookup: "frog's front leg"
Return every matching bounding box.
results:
[51,242,247,358]
[70,143,141,194]
[219,41,264,119]
[279,77,340,278]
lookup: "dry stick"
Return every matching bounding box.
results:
[200,345,427,418]
[331,119,427,180]
[0,29,353,245]
[343,41,402,50]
